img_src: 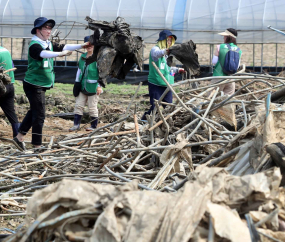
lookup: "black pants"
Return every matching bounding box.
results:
[141,82,173,120]
[0,83,19,136]
[19,81,46,145]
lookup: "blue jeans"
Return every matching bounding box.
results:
[141,82,173,120]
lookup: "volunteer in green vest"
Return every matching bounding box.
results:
[0,46,20,138]
[211,28,242,95]
[69,36,102,131]
[141,30,185,121]
[14,17,91,151]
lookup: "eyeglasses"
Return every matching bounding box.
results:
[42,26,52,31]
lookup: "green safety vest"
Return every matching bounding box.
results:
[213,43,242,77]
[78,53,99,94]
[148,46,174,86]
[24,40,54,88]
[0,46,15,83]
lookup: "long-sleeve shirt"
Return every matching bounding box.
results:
[150,46,179,74]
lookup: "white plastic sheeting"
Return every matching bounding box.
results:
[0,0,285,43]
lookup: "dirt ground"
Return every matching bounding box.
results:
[0,91,149,148]
[0,90,151,233]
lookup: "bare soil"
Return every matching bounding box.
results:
[0,91,150,233]
[0,92,149,147]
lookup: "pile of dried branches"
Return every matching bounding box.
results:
[2,64,285,241]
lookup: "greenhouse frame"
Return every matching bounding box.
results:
[0,0,285,77]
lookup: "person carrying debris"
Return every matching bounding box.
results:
[0,46,20,138]
[211,28,242,95]
[141,30,185,121]
[69,36,102,132]
[14,17,91,151]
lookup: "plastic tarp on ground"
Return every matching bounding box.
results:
[7,167,283,242]
[0,0,285,44]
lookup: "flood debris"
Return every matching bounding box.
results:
[84,16,144,88]
[0,66,13,96]
[83,16,200,88]
[167,40,200,77]
[2,65,285,241]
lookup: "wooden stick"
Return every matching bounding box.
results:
[3,67,17,73]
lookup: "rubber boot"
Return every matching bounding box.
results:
[11,123,20,138]
[86,117,98,131]
[140,112,149,123]
[69,114,82,132]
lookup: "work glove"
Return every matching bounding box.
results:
[82,42,92,48]
[73,82,81,97]
[178,68,186,74]
[164,48,170,55]
[58,50,72,57]
[98,79,106,88]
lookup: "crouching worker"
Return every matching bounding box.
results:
[141,30,185,121]
[14,17,91,151]
[69,36,102,132]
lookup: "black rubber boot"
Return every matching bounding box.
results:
[69,114,82,132]
[141,112,149,122]
[86,117,98,131]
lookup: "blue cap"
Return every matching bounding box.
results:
[84,36,90,43]
[31,17,55,35]
[157,30,177,41]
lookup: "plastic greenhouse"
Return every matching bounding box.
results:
[1,0,285,78]
[0,0,285,43]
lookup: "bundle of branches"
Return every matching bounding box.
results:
[84,16,144,87]
[0,66,11,96]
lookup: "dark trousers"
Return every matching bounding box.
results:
[141,82,173,120]
[0,83,19,137]
[19,81,46,145]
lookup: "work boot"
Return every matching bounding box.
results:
[13,136,26,151]
[140,113,148,123]
[86,117,98,131]
[11,123,20,138]
[69,114,82,132]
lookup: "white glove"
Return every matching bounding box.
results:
[58,50,72,57]
[164,48,170,56]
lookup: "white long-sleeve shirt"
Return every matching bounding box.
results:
[150,46,179,74]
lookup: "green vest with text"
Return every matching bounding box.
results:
[78,53,99,94]
[213,43,242,77]
[148,46,174,86]
[25,40,54,87]
[0,46,15,83]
